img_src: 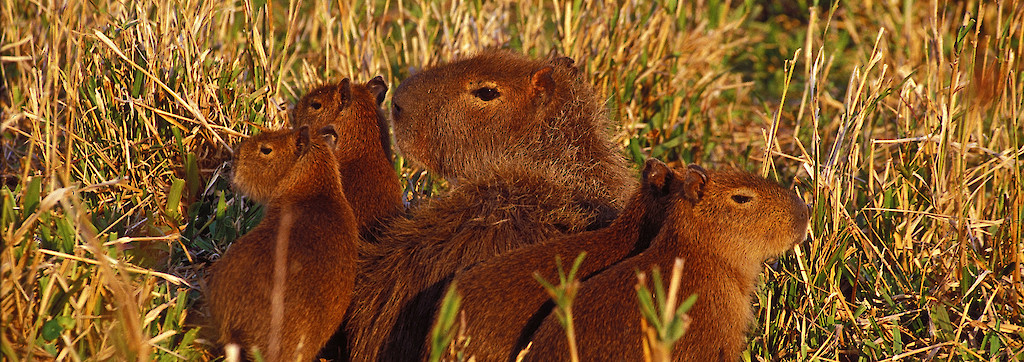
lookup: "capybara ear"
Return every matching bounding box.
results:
[681,164,707,201]
[551,56,581,77]
[296,125,311,155]
[337,78,353,109]
[367,76,388,105]
[551,56,575,69]
[642,158,673,195]
[531,65,556,101]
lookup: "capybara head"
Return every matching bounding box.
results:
[292,77,390,163]
[231,125,338,204]
[390,50,597,180]
[679,168,810,263]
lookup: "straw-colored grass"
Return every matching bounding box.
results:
[1,0,1021,360]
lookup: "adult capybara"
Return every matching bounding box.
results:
[345,50,636,361]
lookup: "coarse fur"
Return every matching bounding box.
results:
[345,50,637,361]
[390,49,634,199]
[439,159,691,361]
[523,167,810,361]
[208,126,358,361]
[290,77,401,238]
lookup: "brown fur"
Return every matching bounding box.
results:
[290,77,401,237]
[523,167,810,361]
[208,126,358,361]
[390,49,633,197]
[439,159,690,361]
[344,50,637,361]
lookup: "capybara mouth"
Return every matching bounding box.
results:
[790,222,810,248]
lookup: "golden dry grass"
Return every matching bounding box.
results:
[2,0,1022,360]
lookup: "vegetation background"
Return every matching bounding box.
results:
[2,0,1021,360]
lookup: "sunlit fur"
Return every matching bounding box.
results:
[290,77,401,238]
[525,168,809,361]
[210,128,358,361]
[446,159,691,361]
[345,50,637,361]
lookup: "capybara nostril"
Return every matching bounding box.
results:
[392,101,403,118]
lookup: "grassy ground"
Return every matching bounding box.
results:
[2,0,1022,360]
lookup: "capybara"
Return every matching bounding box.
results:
[208,125,358,361]
[345,50,637,361]
[524,167,810,361]
[290,77,401,238]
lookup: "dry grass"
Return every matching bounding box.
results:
[1,0,1021,360]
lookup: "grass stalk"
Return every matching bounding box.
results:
[533,253,586,362]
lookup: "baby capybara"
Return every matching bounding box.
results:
[523,167,810,361]
[290,77,401,238]
[207,125,358,361]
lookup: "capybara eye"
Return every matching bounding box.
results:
[472,87,500,101]
[260,146,273,155]
[731,194,752,204]
[311,101,322,110]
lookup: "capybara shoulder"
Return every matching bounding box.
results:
[524,166,810,361]
[441,159,690,361]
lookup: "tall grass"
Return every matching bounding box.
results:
[1,0,1021,360]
